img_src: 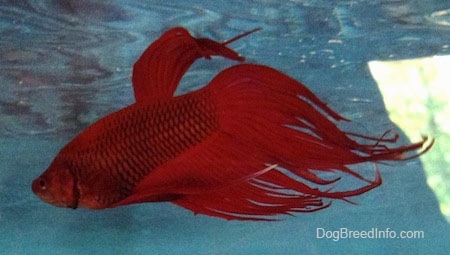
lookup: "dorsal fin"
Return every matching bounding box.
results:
[131,27,259,103]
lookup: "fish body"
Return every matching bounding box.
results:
[44,91,215,209]
[32,27,433,220]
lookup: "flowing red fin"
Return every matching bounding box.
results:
[208,64,432,165]
[173,182,329,221]
[132,27,257,103]
[173,64,431,220]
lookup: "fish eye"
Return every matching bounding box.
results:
[39,179,46,190]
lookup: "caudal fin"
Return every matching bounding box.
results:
[172,64,432,220]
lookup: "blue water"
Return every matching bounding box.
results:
[1,1,449,254]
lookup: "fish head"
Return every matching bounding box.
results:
[32,158,78,209]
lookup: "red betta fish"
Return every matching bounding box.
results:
[32,27,433,220]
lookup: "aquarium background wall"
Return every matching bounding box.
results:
[1,1,449,254]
